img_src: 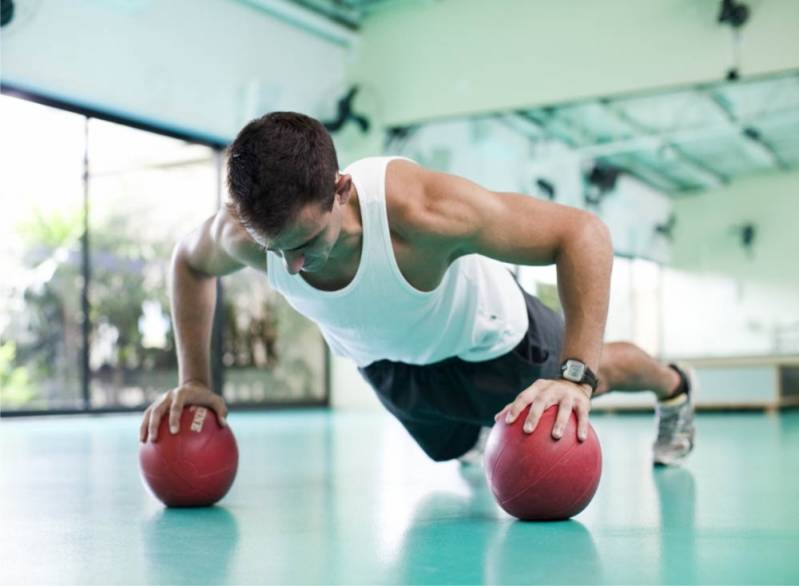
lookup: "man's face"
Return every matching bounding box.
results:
[263,198,344,275]
[243,173,353,275]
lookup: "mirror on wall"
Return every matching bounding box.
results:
[379,71,799,358]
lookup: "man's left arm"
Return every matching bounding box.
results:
[411,166,613,441]
[495,192,612,442]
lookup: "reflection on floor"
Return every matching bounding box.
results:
[2,409,798,584]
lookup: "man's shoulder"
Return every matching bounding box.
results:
[211,208,266,271]
[384,158,430,238]
[342,155,417,182]
[383,160,476,256]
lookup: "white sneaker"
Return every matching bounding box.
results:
[653,363,697,467]
[458,427,491,467]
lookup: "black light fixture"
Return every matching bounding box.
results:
[742,126,760,141]
[583,164,621,209]
[587,164,621,193]
[1,0,14,27]
[717,0,751,81]
[740,222,756,248]
[731,221,757,259]
[535,178,556,200]
[718,0,750,28]
[655,214,677,241]
[384,125,417,152]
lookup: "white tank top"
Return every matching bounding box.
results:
[266,156,528,367]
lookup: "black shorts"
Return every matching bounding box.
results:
[358,285,564,462]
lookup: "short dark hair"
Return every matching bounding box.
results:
[225,112,339,238]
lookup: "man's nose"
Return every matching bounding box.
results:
[285,252,305,274]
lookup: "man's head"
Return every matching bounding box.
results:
[226,112,352,273]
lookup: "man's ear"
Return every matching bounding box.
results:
[335,173,353,204]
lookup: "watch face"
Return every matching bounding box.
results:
[563,360,586,382]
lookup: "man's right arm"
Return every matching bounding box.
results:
[171,209,265,386]
[139,209,265,443]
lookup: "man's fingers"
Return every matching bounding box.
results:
[139,385,229,444]
[506,384,547,423]
[214,396,228,427]
[148,407,163,443]
[522,397,548,434]
[169,394,186,435]
[139,409,150,443]
[551,399,573,440]
[505,399,525,424]
[499,381,592,442]
[148,397,170,443]
[576,401,591,442]
[494,403,512,422]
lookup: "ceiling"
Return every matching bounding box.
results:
[284,0,397,29]
[510,71,799,194]
[282,1,799,195]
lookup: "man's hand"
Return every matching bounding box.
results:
[139,381,228,443]
[494,379,592,442]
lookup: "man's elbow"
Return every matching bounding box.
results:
[171,224,215,278]
[580,212,612,247]
[563,213,613,263]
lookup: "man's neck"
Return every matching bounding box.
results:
[330,185,363,263]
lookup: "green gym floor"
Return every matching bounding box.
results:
[2,409,798,585]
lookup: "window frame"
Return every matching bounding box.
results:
[0,85,331,417]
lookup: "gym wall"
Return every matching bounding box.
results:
[1,0,350,141]
[349,0,799,125]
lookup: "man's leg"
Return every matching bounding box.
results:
[358,361,484,463]
[594,341,683,399]
[596,341,696,466]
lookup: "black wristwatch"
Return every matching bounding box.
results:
[559,359,599,392]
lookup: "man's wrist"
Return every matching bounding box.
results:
[559,358,598,394]
[180,377,210,388]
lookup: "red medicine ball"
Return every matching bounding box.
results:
[139,405,238,507]
[485,404,602,521]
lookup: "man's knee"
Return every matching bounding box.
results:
[592,377,612,397]
[418,425,483,462]
[597,341,640,396]
[425,444,467,462]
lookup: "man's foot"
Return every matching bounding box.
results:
[653,363,697,467]
[458,427,491,467]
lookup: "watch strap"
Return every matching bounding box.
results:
[560,359,599,392]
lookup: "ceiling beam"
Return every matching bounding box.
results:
[537,107,600,147]
[238,0,359,44]
[530,106,698,193]
[516,111,580,148]
[498,112,547,141]
[705,91,790,170]
[601,154,689,193]
[592,100,727,188]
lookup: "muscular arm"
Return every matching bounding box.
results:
[474,190,612,374]
[394,161,613,375]
[170,209,266,387]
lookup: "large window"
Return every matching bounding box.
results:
[519,256,799,360]
[85,118,221,409]
[660,269,799,358]
[221,270,328,404]
[518,257,661,356]
[0,93,329,415]
[0,97,85,410]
